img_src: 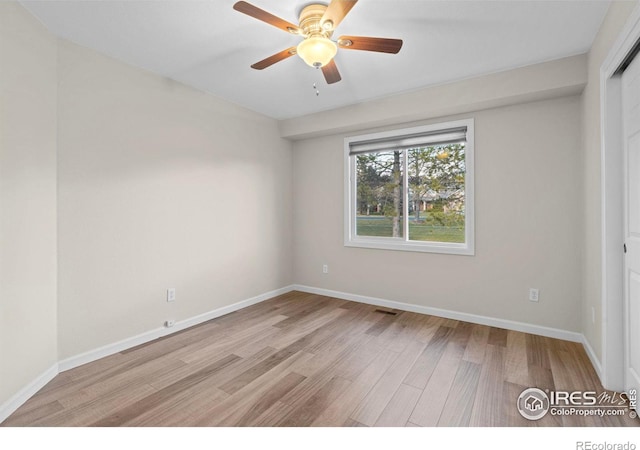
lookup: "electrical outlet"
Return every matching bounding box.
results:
[322,264,328,274]
[165,319,175,328]
[167,288,176,302]
[529,288,539,302]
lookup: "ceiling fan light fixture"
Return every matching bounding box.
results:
[233,0,403,83]
[297,35,337,68]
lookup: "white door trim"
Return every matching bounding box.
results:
[600,3,640,391]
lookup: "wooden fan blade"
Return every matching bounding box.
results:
[233,1,301,34]
[321,0,358,31]
[338,36,403,54]
[322,59,342,84]
[251,47,297,70]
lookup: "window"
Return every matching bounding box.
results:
[344,119,474,255]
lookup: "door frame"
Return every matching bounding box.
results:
[601,3,640,392]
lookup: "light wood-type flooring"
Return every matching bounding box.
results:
[3,291,639,427]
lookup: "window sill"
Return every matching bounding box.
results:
[345,237,475,255]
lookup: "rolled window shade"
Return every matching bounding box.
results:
[349,126,467,155]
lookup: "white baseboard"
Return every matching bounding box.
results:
[58,285,295,372]
[292,284,584,343]
[0,363,58,424]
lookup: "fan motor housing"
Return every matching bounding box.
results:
[299,4,333,37]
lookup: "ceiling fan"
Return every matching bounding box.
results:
[232,0,403,84]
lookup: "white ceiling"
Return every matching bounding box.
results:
[21,0,610,120]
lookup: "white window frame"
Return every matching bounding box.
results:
[344,118,475,255]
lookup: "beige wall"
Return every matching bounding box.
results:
[581,1,637,362]
[293,95,583,332]
[56,41,293,359]
[0,3,58,405]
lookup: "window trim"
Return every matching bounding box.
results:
[344,118,475,255]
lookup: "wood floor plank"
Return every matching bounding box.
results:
[411,314,441,344]
[373,384,421,427]
[4,291,638,428]
[28,382,159,426]
[212,292,303,325]
[272,296,332,328]
[528,363,556,391]
[248,401,294,427]
[192,351,315,426]
[526,334,551,369]
[219,319,350,396]
[365,311,401,336]
[233,372,307,426]
[231,327,283,358]
[469,344,506,426]
[332,337,385,381]
[403,326,454,389]
[374,311,428,352]
[124,384,229,426]
[450,321,474,349]
[424,315,446,328]
[219,347,301,395]
[487,327,508,347]
[462,324,489,365]
[437,360,481,426]
[278,376,352,426]
[293,334,375,379]
[91,354,241,426]
[309,348,399,426]
[57,358,187,409]
[282,336,382,406]
[267,293,325,319]
[424,316,458,329]
[409,341,465,426]
[149,347,271,391]
[177,314,288,364]
[373,321,412,353]
[343,418,368,427]
[264,308,347,351]
[62,353,129,383]
[31,350,176,410]
[350,339,426,426]
[302,306,375,353]
[504,330,530,386]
